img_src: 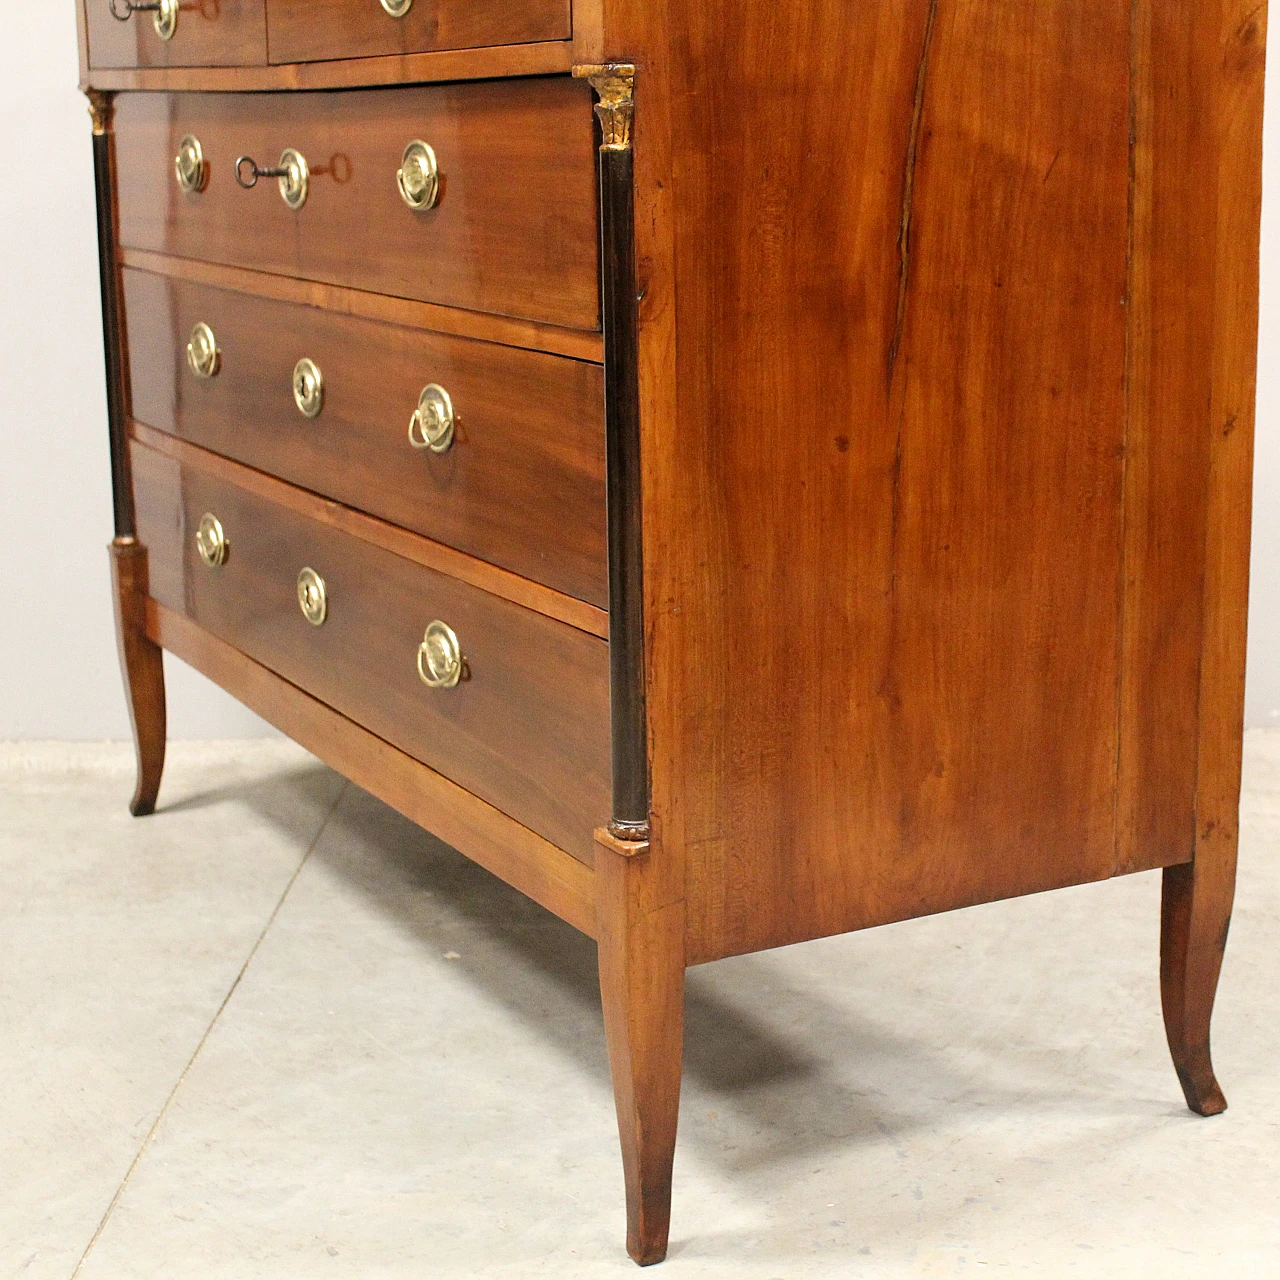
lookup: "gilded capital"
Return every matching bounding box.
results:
[572,63,636,152]
[85,89,113,136]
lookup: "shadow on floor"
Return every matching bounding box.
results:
[159,758,1182,1187]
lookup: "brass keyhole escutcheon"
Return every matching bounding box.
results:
[195,513,228,568]
[236,149,309,210]
[397,140,439,211]
[292,358,324,418]
[153,0,178,39]
[109,0,178,40]
[276,148,309,210]
[186,322,220,379]
[297,568,328,626]
[416,620,464,689]
[174,134,206,193]
[408,383,454,452]
[380,0,413,14]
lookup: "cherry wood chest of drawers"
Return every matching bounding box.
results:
[79,0,1269,1265]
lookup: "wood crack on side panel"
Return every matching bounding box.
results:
[887,0,940,384]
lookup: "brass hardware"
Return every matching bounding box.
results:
[297,568,328,626]
[572,64,637,152]
[396,140,439,211]
[236,149,309,210]
[292,358,324,418]
[195,513,228,567]
[110,0,179,40]
[186,322,220,379]
[408,383,455,453]
[86,90,112,137]
[416,620,464,689]
[174,133,206,193]
[380,0,413,14]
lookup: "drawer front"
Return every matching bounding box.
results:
[113,80,599,331]
[132,442,610,862]
[85,0,267,69]
[124,269,608,607]
[268,0,572,64]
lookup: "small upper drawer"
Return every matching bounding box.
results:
[267,0,572,65]
[112,79,600,332]
[84,0,267,69]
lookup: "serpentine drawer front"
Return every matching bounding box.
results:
[82,1,1266,1266]
[131,440,610,863]
[122,268,609,606]
[112,80,600,330]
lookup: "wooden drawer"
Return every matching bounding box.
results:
[113,79,599,332]
[131,441,610,862]
[85,0,267,69]
[122,269,608,607]
[267,0,572,65]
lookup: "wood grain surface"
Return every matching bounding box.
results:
[584,0,1267,966]
[85,0,267,69]
[123,268,608,606]
[1115,3,1220,875]
[606,0,1130,960]
[112,79,600,331]
[80,39,576,93]
[268,0,570,64]
[131,440,611,862]
[119,249,604,362]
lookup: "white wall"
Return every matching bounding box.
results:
[0,7,1276,740]
[0,5,274,737]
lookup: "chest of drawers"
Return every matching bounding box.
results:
[79,0,1268,1265]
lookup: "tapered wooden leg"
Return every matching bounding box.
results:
[1160,853,1236,1117]
[596,829,685,1266]
[109,537,166,817]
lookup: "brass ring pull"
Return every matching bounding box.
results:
[174,134,206,193]
[416,620,464,689]
[195,513,228,567]
[380,0,413,14]
[397,140,439,211]
[297,568,328,626]
[110,0,178,40]
[236,149,309,210]
[408,383,454,452]
[292,358,324,419]
[186,322,220,379]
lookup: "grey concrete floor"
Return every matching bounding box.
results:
[3,736,1279,1279]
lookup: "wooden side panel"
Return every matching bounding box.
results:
[620,1,1134,960]
[112,80,600,331]
[267,0,571,64]
[131,441,611,863]
[1116,2,1267,874]
[122,268,608,607]
[85,0,267,69]
[1195,0,1267,856]
[1115,5,1220,874]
